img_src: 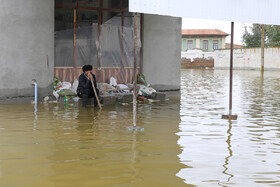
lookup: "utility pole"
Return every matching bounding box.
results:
[261,24,265,72]
[222,22,238,120]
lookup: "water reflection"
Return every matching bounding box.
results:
[0,99,184,186]
[220,120,234,186]
[128,131,142,186]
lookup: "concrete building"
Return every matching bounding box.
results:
[182,29,228,52]
[2,0,279,105]
[0,0,54,104]
[0,0,181,104]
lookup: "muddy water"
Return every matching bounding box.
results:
[0,99,183,186]
[0,69,279,186]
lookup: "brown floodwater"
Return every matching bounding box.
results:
[0,69,280,186]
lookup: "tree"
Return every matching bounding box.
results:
[266,25,280,46]
[242,24,263,48]
[242,24,280,48]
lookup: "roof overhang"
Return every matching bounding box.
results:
[129,0,280,25]
[182,29,229,36]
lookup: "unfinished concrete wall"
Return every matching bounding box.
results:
[142,14,181,91]
[0,0,54,104]
[215,48,280,70]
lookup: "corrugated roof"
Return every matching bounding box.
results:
[182,29,229,36]
[130,0,280,25]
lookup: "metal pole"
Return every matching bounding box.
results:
[125,13,144,132]
[229,22,234,115]
[222,22,238,120]
[133,13,138,127]
[261,24,265,72]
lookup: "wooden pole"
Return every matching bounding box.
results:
[91,79,102,110]
[97,0,103,80]
[133,13,138,127]
[140,13,143,74]
[121,0,125,83]
[73,8,77,79]
[125,13,144,132]
[261,24,265,72]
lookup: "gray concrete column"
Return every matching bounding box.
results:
[142,14,181,91]
[0,0,54,104]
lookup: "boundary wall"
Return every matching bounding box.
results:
[214,48,280,70]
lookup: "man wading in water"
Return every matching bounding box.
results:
[77,65,99,108]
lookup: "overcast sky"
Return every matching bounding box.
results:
[182,18,252,45]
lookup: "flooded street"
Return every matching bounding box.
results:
[0,97,183,186]
[0,69,280,186]
[178,69,280,186]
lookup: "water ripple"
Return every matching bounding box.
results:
[177,69,280,186]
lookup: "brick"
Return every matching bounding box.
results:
[181,58,214,68]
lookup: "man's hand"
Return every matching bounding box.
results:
[86,72,93,80]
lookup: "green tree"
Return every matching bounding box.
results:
[242,24,280,48]
[266,25,280,46]
[242,24,263,48]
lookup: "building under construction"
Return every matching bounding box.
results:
[0,0,181,104]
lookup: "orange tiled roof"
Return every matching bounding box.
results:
[225,43,243,48]
[182,29,229,36]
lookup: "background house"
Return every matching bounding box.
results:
[225,43,243,49]
[182,29,229,52]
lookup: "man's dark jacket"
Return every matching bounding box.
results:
[77,73,98,94]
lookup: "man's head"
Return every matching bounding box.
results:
[82,65,93,73]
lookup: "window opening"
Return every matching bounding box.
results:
[203,40,208,50]
[213,40,219,50]
[187,40,193,50]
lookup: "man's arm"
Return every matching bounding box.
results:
[78,74,91,89]
[92,73,98,90]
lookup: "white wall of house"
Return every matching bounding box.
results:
[196,38,200,48]
[214,48,280,70]
[222,37,226,48]
[0,0,54,104]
